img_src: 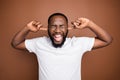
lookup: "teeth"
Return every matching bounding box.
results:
[55,34,61,38]
[54,34,62,42]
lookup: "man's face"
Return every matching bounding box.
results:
[48,15,68,48]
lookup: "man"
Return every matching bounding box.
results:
[11,13,112,80]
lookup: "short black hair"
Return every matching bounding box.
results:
[48,13,68,24]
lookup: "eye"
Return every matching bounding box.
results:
[50,25,56,29]
[60,25,65,29]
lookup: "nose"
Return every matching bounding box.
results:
[55,26,61,32]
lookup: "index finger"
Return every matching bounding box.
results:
[40,27,47,31]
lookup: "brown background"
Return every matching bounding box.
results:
[0,0,120,80]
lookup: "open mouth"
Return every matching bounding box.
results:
[53,34,63,44]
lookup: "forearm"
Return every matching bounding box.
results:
[11,26,30,48]
[88,21,112,44]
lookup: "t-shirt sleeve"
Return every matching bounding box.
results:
[74,37,95,52]
[25,38,38,53]
[82,37,95,51]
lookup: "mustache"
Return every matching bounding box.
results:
[48,30,68,48]
[53,32,63,36]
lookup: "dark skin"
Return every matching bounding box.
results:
[48,16,68,47]
[11,15,113,50]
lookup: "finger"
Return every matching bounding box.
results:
[71,21,76,26]
[40,27,47,31]
[37,24,43,30]
[80,22,88,28]
[68,26,74,30]
[78,21,88,29]
[32,20,39,26]
[32,20,37,25]
[76,19,81,23]
[35,22,41,26]
[71,21,81,29]
[79,18,90,28]
[78,18,85,23]
[78,18,90,23]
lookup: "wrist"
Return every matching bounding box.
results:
[24,26,31,32]
[87,20,96,29]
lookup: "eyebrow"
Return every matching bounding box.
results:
[50,24,67,26]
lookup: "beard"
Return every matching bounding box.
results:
[48,30,68,48]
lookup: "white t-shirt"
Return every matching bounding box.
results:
[25,36,95,80]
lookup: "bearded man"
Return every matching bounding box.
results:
[11,13,112,80]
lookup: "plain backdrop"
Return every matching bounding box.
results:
[0,0,120,80]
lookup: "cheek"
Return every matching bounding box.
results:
[48,29,54,36]
[62,29,68,34]
[48,28,68,35]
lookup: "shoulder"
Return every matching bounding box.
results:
[69,36,93,41]
[25,36,49,45]
[26,36,47,41]
[67,36,95,44]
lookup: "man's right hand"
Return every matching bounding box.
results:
[26,20,43,32]
[11,20,48,50]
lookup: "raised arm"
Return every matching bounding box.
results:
[71,18,113,49]
[11,21,45,50]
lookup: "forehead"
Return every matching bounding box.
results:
[50,15,67,24]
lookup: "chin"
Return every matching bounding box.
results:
[51,39,65,48]
[52,41,63,48]
[54,39,63,44]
